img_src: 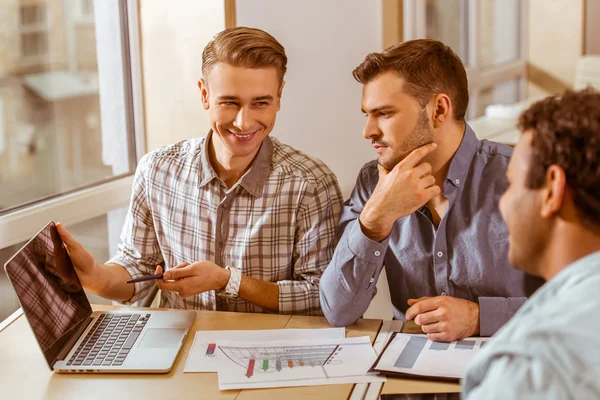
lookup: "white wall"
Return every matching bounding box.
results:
[236,0,393,320]
[236,0,380,197]
[139,0,225,151]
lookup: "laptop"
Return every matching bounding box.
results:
[4,221,196,373]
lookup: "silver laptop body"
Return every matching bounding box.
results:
[4,221,196,373]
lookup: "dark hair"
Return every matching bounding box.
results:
[519,87,600,232]
[352,39,469,121]
[202,27,287,83]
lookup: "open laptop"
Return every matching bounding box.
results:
[4,221,196,373]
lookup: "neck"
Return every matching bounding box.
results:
[208,134,261,188]
[539,223,600,281]
[430,121,466,200]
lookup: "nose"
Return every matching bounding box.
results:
[233,106,254,132]
[362,115,380,140]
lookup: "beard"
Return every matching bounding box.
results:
[377,109,435,171]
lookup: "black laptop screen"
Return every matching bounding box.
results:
[4,222,92,367]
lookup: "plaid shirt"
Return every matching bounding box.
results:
[109,131,343,315]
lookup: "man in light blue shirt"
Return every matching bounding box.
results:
[463,87,600,399]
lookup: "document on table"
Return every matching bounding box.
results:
[372,332,489,380]
[184,328,345,373]
[216,336,386,390]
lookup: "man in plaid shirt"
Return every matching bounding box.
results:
[57,27,343,315]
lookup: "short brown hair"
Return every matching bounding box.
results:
[519,87,600,232]
[202,27,287,83]
[353,39,469,121]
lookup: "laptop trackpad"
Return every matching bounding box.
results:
[139,329,185,348]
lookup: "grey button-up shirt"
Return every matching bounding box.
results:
[320,125,542,335]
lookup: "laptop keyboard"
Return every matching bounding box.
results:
[67,313,151,367]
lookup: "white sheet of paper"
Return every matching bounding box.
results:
[216,336,386,390]
[374,333,490,379]
[184,328,345,373]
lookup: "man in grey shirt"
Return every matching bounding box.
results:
[463,88,600,399]
[320,39,541,341]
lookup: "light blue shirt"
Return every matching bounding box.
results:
[463,251,600,400]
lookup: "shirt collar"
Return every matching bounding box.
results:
[444,123,480,189]
[199,130,273,197]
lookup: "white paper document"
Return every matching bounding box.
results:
[184,328,345,373]
[373,333,489,380]
[216,336,386,390]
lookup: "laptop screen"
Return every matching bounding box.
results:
[4,222,92,367]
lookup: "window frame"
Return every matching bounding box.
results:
[403,0,529,119]
[0,0,145,249]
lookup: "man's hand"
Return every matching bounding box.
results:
[56,222,98,289]
[157,262,230,299]
[405,296,480,342]
[360,143,440,241]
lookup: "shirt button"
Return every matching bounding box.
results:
[437,251,443,258]
[369,278,375,283]
[374,250,381,257]
[441,292,447,296]
[455,179,460,185]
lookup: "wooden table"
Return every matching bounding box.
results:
[0,305,382,400]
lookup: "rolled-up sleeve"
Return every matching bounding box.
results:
[278,173,343,315]
[107,153,164,304]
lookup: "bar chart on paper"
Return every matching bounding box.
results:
[215,337,386,390]
[220,343,340,378]
[184,328,345,372]
[373,333,489,380]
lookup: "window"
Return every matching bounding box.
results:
[404,0,527,118]
[0,0,144,252]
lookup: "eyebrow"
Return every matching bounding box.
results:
[216,95,274,102]
[361,105,396,114]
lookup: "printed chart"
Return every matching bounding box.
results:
[373,333,489,379]
[216,337,386,390]
[184,328,344,373]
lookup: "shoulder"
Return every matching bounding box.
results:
[270,137,339,187]
[138,138,204,175]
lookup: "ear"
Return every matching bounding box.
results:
[540,164,567,218]
[276,80,286,111]
[198,78,210,110]
[431,94,452,128]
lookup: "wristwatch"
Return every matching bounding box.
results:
[217,265,242,299]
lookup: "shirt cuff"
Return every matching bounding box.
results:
[478,296,527,336]
[107,255,155,305]
[345,219,390,263]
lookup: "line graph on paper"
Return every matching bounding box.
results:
[219,344,341,377]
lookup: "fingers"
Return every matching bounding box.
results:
[163,263,194,280]
[405,297,439,320]
[407,296,431,306]
[414,309,443,326]
[419,175,436,189]
[398,143,437,169]
[55,222,80,249]
[420,322,443,334]
[413,162,432,178]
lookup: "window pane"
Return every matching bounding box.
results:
[478,0,520,68]
[475,79,520,117]
[0,1,135,213]
[0,207,127,322]
[425,0,469,63]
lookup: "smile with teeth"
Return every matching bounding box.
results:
[234,132,253,138]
